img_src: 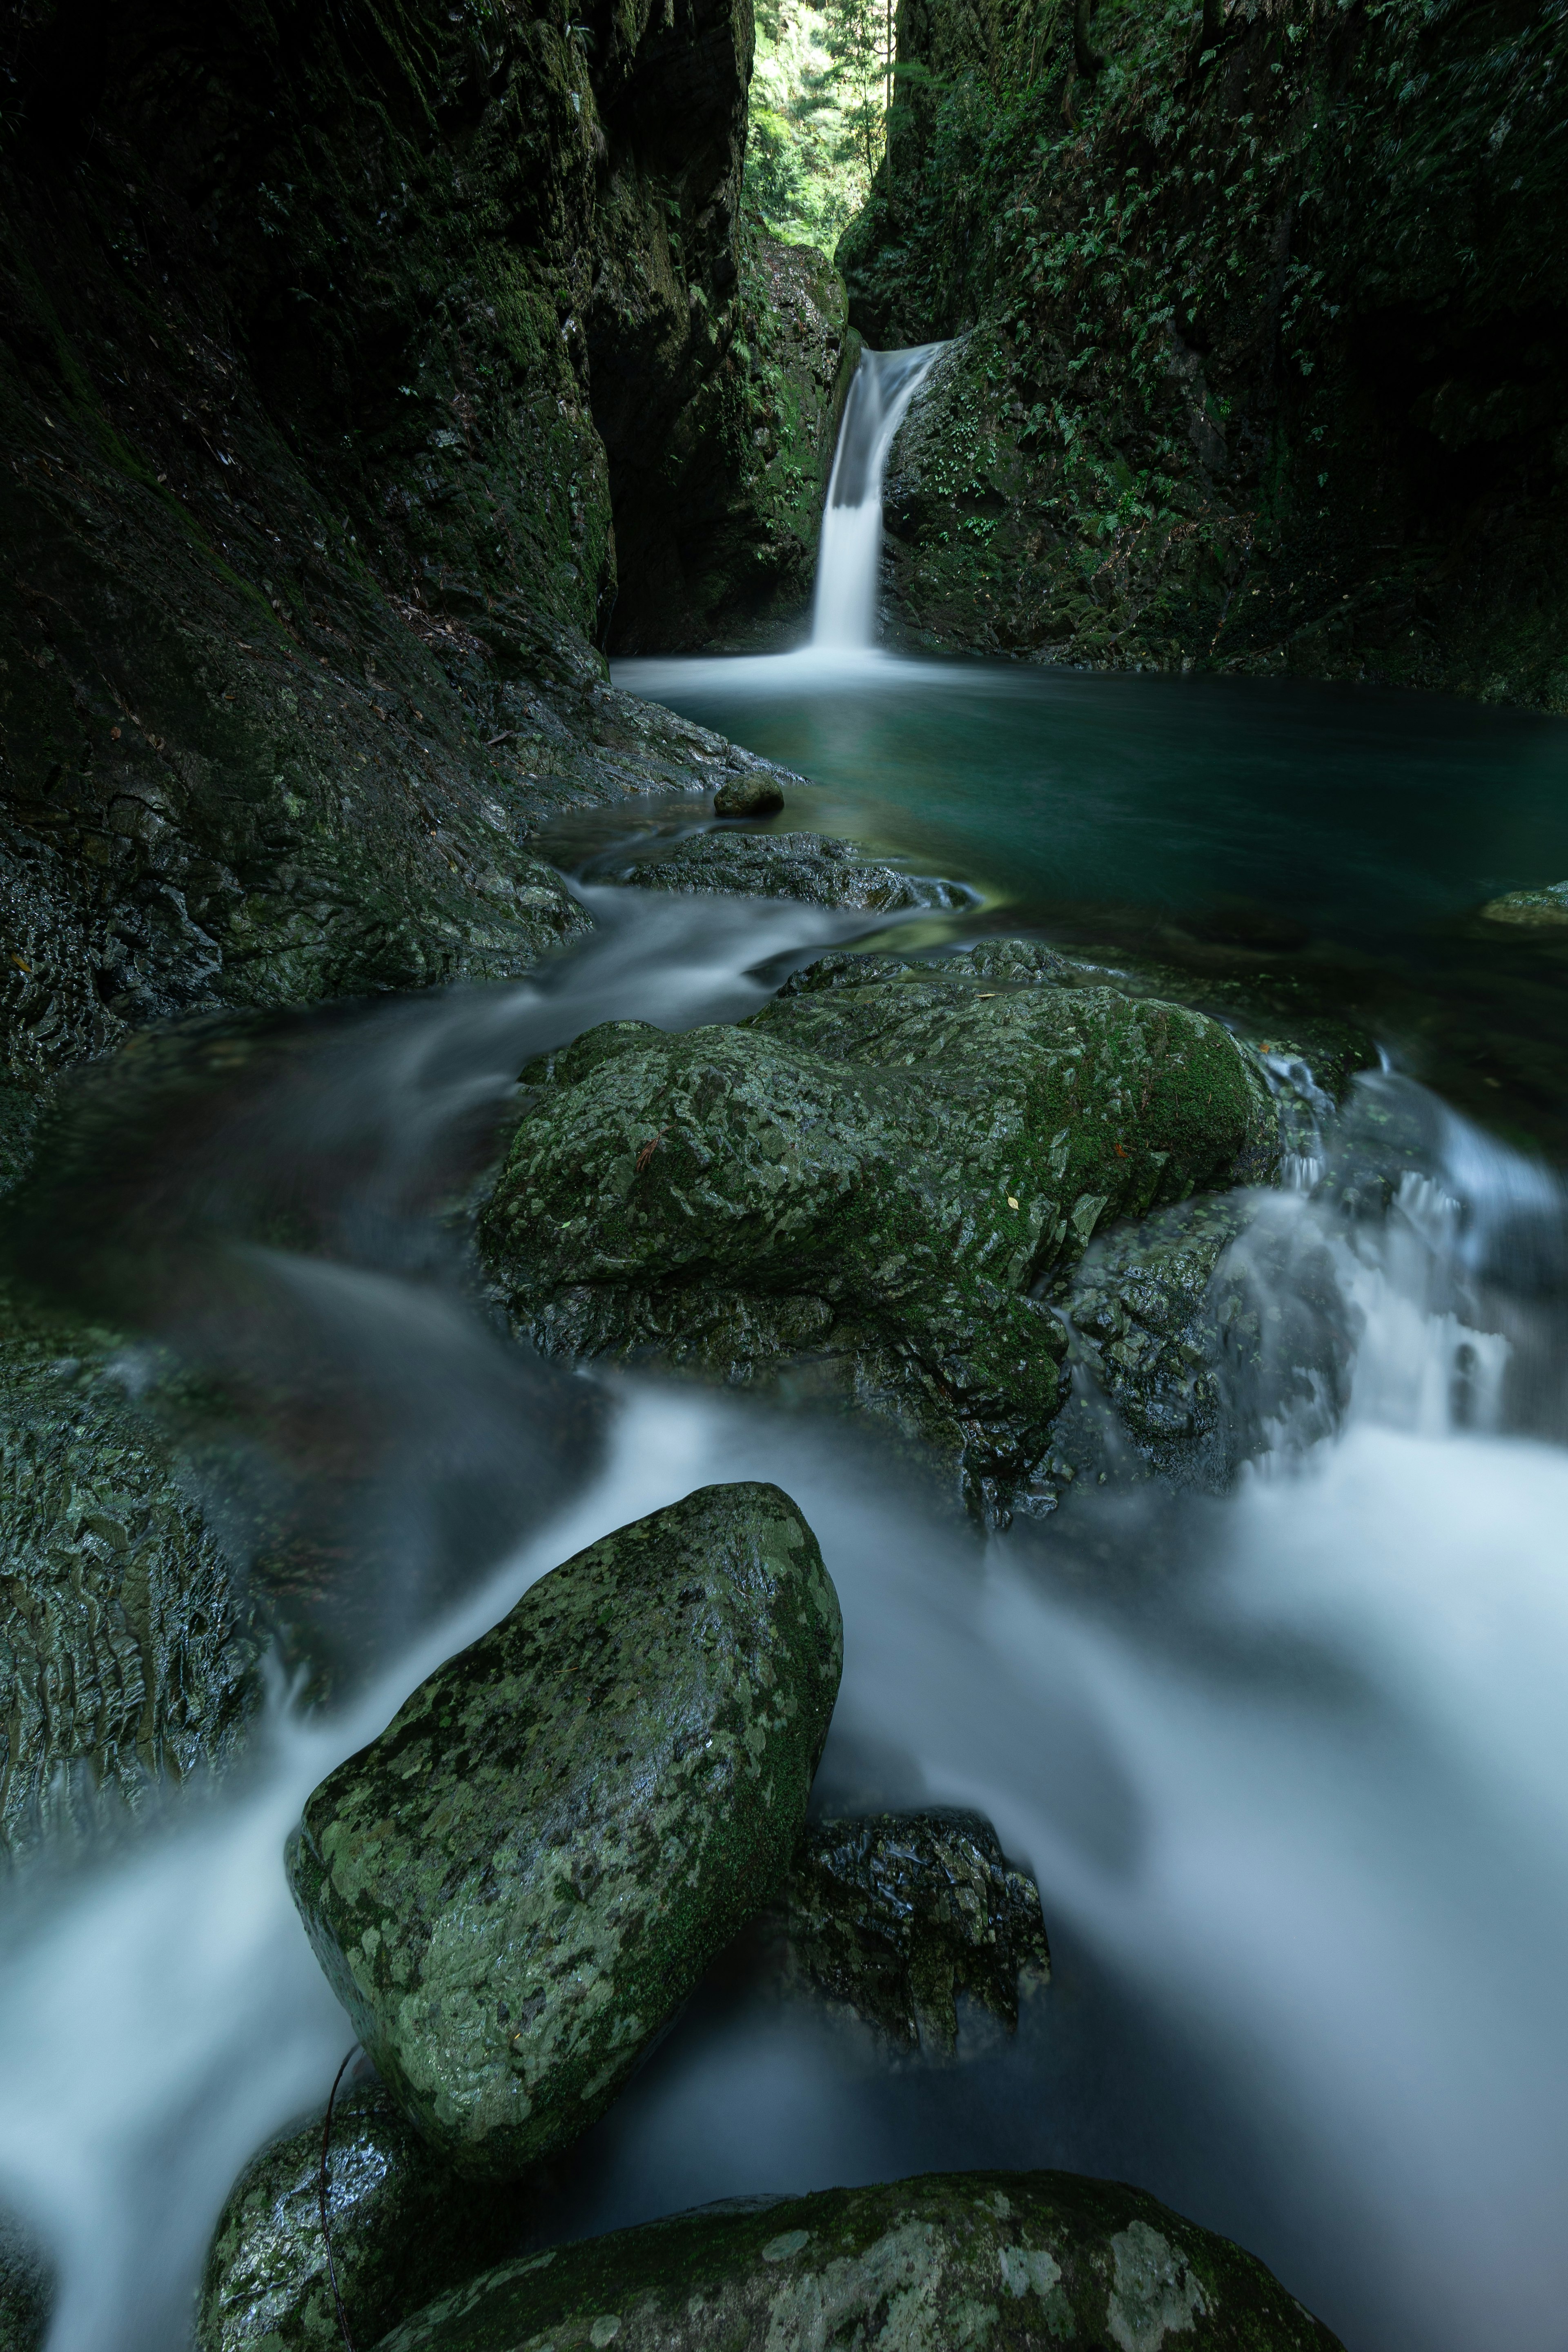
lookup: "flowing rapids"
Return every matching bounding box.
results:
[2,861,1567,2351]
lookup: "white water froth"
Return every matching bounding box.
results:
[811,344,945,650]
[4,1012,1568,2348]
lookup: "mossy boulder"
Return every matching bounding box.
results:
[773,1809,1050,2055]
[479,947,1276,1517]
[0,1279,263,1862]
[372,2169,1345,2352]
[197,2073,522,2352]
[286,1483,842,2180]
[1479,882,1568,927]
[613,830,971,911]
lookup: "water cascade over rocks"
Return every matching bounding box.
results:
[811,346,945,650]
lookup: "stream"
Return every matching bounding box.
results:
[4,355,1568,2352]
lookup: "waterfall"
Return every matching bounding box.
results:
[811,345,944,650]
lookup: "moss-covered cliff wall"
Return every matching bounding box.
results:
[839,0,1568,705]
[0,0,851,1147]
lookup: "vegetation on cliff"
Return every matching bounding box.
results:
[840,0,1568,704]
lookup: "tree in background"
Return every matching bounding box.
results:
[743,0,894,251]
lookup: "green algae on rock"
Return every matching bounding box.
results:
[372,2168,1346,2352]
[197,2072,523,2352]
[775,1810,1050,2055]
[286,1483,842,2180]
[0,1281,263,1864]
[480,952,1276,1516]
[1479,882,1568,928]
[613,830,973,910]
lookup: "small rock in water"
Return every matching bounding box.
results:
[713,771,784,816]
[287,1483,842,2178]
[372,2169,1347,2351]
[0,2212,51,2352]
[775,1809,1051,2053]
[197,2072,521,2352]
[1479,880,1568,927]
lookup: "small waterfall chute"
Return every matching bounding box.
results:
[811,343,944,651]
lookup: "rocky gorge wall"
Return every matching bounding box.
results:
[840,0,1568,705]
[0,0,850,1160]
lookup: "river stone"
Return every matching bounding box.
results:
[773,1810,1050,2054]
[611,830,973,911]
[371,2168,1345,2352]
[0,1279,264,1861]
[714,773,785,816]
[1478,881,1568,927]
[197,2073,523,2352]
[480,952,1276,1518]
[286,1483,842,2180]
[0,2213,50,2352]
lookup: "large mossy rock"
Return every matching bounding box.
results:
[613,830,972,911]
[0,1279,263,1862]
[287,1483,842,2180]
[372,2169,1345,2351]
[197,2074,522,2352]
[479,948,1276,1517]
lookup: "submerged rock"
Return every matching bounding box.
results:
[197,2073,521,2352]
[1479,882,1568,927]
[373,2168,1345,2351]
[480,949,1276,1515]
[713,773,786,817]
[0,2213,50,2352]
[287,1484,842,2179]
[774,1810,1050,2054]
[613,830,971,911]
[0,1282,263,1862]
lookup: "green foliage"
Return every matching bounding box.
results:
[744,0,894,247]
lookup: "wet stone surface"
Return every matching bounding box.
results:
[372,2167,1347,2351]
[608,828,976,912]
[769,1809,1051,2055]
[287,1483,842,2179]
[481,943,1276,1518]
[197,2072,524,2352]
[0,2213,49,2352]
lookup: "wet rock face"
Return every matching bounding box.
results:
[373,2168,1347,2351]
[197,2073,522,2352]
[480,951,1275,1517]
[776,1810,1051,2054]
[1479,882,1568,927]
[0,1283,263,1863]
[612,829,970,911]
[287,1483,842,2180]
[0,0,780,1075]
[0,2213,50,2352]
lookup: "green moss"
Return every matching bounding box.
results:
[286,1482,842,2178]
[374,2166,1345,2350]
[479,945,1275,1517]
[841,0,1568,704]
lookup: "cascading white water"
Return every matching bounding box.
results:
[811,345,944,650]
[7,906,1568,2352]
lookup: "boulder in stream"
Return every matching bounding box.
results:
[372,2168,1346,2351]
[0,1282,264,1862]
[480,946,1276,1517]
[773,1809,1050,2054]
[0,2213,50,2352]
[612,830,973,911]
[1478,882,1568,927]
[287,1483,842,2179]
[714,773,785,817]
[197,2073,522,2352]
